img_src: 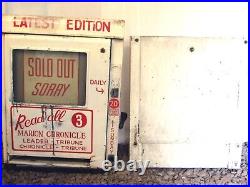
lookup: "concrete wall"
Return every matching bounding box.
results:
[3,2,248,143]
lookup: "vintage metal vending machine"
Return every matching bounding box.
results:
[2,15,124,168]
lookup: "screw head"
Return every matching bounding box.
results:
[100,48,105,53]
[189,47,195,52]
[135,38,139,42]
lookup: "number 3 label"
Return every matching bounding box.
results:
[71,112,87,128]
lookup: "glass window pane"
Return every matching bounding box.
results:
[13,50,87,106]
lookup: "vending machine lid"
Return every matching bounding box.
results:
[2,15,125,39]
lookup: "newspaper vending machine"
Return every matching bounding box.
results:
[2,15,124,168]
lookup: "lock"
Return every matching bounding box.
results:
[110,88,119,98]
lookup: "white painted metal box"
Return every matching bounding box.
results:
[2,15,124,168]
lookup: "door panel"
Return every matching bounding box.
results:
[130,37,247,168]
[4,34,111,161]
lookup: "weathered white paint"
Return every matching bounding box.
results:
[141,143,243,168]
[130,36,247,168]
[2,3,247,168]
[129,37,141,161]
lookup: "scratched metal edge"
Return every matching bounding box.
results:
[2,15,125,39]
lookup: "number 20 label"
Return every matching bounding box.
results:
[109,99,119,109]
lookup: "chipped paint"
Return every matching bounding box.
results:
[3,15,124,39]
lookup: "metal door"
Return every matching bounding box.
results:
[3,34,111,167]
[130,36,247,169]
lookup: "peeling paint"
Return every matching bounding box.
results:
[237,82,240,107]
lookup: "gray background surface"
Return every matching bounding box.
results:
[2,143,248,184]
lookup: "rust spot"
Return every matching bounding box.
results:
[50,106,55,156]
[57,122,63,127]
[114,19,125,25]
[134,131,138,146]
[89,155,95,162]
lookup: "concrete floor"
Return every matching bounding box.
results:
[2,142,248,184]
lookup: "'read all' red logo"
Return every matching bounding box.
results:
[14,110,66,131]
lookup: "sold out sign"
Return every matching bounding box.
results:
[109,99,119,109]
